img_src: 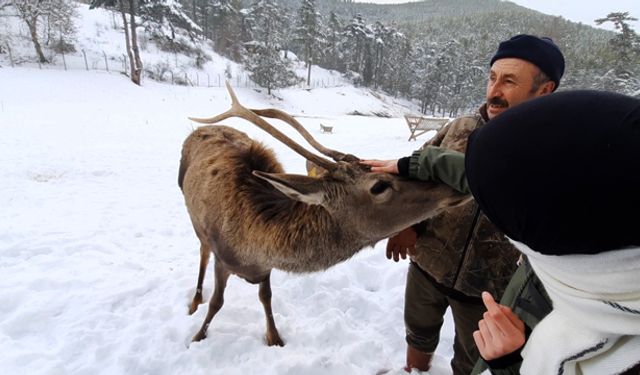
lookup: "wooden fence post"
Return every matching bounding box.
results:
[103,51,109,72]
[7,43,14,67]
[61,48,67,70]
[82,50,89,70]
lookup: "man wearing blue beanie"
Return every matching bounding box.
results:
[362,34,565,374]
[486,34,564,119]
[490,35,564,91]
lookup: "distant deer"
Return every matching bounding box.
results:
[320,123,333,133]
[180,82,470,346]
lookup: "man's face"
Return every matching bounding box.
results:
[485,58,553,120]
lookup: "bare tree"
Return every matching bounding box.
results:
[91,0,143,85]
[11,0,77,63]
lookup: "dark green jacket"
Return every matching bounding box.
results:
[408,146,468,194]
[470,257,551,374]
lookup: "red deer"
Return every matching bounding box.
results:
[179,83,470,345]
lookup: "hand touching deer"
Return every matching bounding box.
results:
[179,82,470,346]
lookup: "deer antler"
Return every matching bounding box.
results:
[189,82,338,172]
[250,108,359,163]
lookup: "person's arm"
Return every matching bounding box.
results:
[406,146,469,194]
[384,226,417,262]
[361,146,469,193]
[472,292,526,374]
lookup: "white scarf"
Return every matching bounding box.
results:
[514,243,640,375]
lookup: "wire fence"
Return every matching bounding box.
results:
[1,43,344,90]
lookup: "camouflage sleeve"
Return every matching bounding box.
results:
[420,119,452,149]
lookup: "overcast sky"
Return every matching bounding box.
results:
[353,0,640,31]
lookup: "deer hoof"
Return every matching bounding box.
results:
[188,295,203,315]
[266,333,284,347]
[188,302,199,315]
[192,330,207,342]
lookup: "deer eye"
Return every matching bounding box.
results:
[370,180,392,195]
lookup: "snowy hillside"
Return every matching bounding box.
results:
[0,2,422,118]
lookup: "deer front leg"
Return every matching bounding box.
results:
[189,242,211,315]
[192,258,230,342]
[259,274,284,346]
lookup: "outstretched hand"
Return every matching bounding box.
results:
[360,159,399,174]
[473,291,526,361]
[386,227,417,262]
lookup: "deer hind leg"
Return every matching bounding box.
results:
[188,242,211,315]
[192,257,231,342]
[259,273,284,346]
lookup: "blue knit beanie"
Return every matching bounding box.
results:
[490,34,565,91]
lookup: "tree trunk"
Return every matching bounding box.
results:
[307,60,312,86]
[191,0,197,25]
[26,18,48,63]
[374,45,382,89]
[129,0,143,85]
[119,2,136,83]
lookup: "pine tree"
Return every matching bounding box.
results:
[209,0,243,61]
[322,11,344,71]
[375,24,412,96]
[342,13,374,85]
[293,0,324,85]
[142,0,201,44]
[371,21,386,89]
[183,0,204,30]
[244,0,297,94]
[595,12,640,68]
[371,21,412,91]
[409,45,428,113]
[594,12,640,95]
[278,3,294,59]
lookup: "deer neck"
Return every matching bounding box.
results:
[256,202,374,273]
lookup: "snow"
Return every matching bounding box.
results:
[1,3,459,375]
[0,67,458,375]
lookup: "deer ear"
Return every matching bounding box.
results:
[253,171,325,205]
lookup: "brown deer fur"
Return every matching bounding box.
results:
[179,93,470,347]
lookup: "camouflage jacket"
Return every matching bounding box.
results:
[408,105,520,298]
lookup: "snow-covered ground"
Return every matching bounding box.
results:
[0,2,463,374]
[0,67,460,375]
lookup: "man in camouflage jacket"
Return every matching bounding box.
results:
[363,34,565,375]
[401,104,520,375]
